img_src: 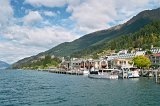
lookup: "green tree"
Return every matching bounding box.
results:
[43,55,51,67]
[92,53,99,59]
[145,50,152,55]
[133,55,151,68]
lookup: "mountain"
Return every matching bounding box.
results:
[12,8,160,68]
[72,20,160,58]
[0,61,10,69]
[44,8,160,56]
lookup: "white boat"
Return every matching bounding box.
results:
[88,69,120,79]
[83,70,89,76]
[80,67,89,76]
[119,67,140,78]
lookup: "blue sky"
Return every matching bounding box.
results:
[0,0,159,64]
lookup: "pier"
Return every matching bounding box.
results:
[38,68,84,75]
[155,68,160,83]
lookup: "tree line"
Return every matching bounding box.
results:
[71,21,160,58]
[13,55,62,69]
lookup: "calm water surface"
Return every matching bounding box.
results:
[0,69,160,106]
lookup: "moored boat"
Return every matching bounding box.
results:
[88,68,120,79]
[83,69,89,76]
[119,67,140,78]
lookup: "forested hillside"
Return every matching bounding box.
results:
[12,56,61,69]
[71,21,160,58]
[38,8,160,57]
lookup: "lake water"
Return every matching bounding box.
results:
[0,69,160,106]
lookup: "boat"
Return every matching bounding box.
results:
[119,67,140,78]
[83,69,89,76]
[141,70,154,77]
[88,68,120,79]
[82,67,95,76]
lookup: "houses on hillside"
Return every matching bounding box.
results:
[61,50,147,70]
[60,46,160,71]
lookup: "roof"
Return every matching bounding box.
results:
[106,53,135,60]
[150,48,160,53]
[151,53,160,57]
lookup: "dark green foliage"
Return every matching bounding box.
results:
[107,21,160,50]
[92,53,99,59]
[72,21,160,57]
[40,8,160,57]
[12,55,61,69]
[43,55,51,67]
[145,50,153,55]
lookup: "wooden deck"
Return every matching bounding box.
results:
[38,69,84,75]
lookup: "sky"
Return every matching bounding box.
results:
[0,0,159,64]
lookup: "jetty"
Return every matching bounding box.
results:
[38,68,83,75]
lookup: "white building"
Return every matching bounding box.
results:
[105,51,145,68]
[150,48,160,54]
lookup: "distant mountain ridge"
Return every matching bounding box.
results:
[72,20,160,57]
[12,8,160,68]
[0,61,10,69]
[42,8,160,56]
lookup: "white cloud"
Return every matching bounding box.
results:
[43,11,56,17]
[2,25,78,47]
[23,0,160,33]
[24,0,66,7]
[23,0,160,34]
[0,42,45,64]
[23,11,43,24]
[67,0,117,33]
[67,0,159,33]
[0,0,13,26]
[0,0,79,63]
[0,24,79,63]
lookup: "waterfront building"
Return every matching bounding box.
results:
[118,50,128,55]
[62,58,83,70]
[113,58,133,68]
[94,59,108,70]
[149,53,160,68]
[60,58,109,72]
[106,51,145,68]
[61,50,146,70]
